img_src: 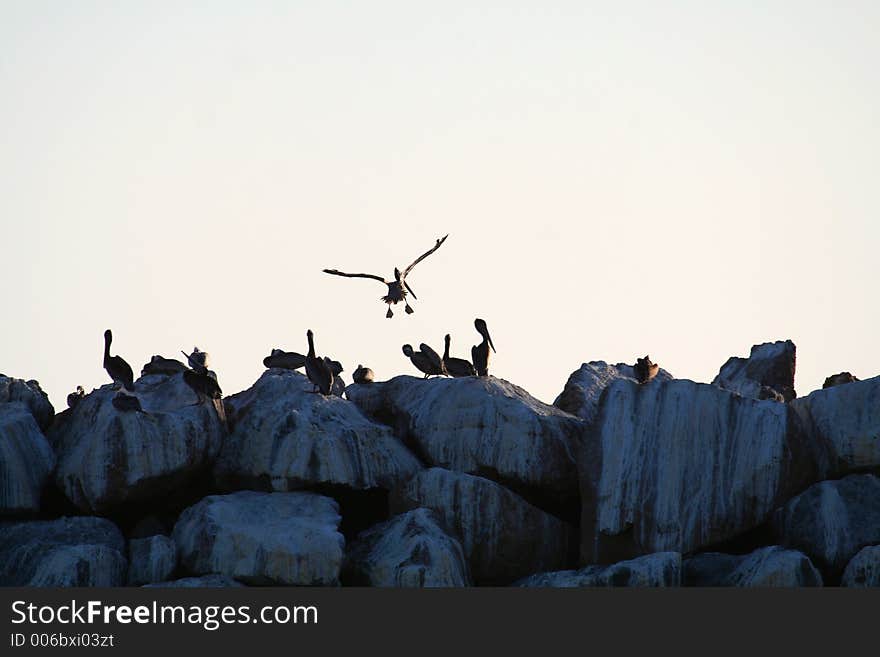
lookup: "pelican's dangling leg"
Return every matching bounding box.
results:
[386,306,394,318]
[405,303,414,314]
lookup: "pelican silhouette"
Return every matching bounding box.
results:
[471,319,496,377]
[67,385,85,409]
[141,355,188,377]
[402,344,444,378]
[633,355,659,384]
[305,330,334,395]
[103,330,134,392]
[181,347,209,375]
[263,349,306,371]
[323,235,448,318]
[443,334,476,377]
[353,365,375,384]
[183,369,222,402]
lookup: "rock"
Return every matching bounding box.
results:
[144,575,245,587]
[0,516,127,586]
[712,340,796,402]
[172,491,345,585]
[580,378,821,563]
[127,535,178,585]
[391,468,574,584]
[684,546,822,587]
[48,373,226,513]
[823,372,859,389]
[215,369,421,493]
[0,375,54,431]
[515,552,681,587]
[772,474,880,579]
[345,508,471,587]
[790,375,880,474]
[841,546,880,587]
[0,404,55,515]
[347,376,580,507]
[553,361,673,425]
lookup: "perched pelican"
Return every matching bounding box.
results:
[67,385,85,409]
[112,392,142,413]
[183,369,222,403]
[323,235,449,318]
[263,349,306,371]
[304,330,334,395]
[633,355,659,384]
[823,372,859,389]
[402,344,444,378]
[181,347,209,375]
[443,334,476,377]
[324,358,346,396]
[103,329,134,392]
[353,365,374,384]
[419,343,447,376]
[141,355,187,377]
[470,318,496,377]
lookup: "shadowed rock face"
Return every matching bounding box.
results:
[48,373,226,514]
[790,375,880,475]
[579,378,822,564]
[215,369,421,494]
[514,552,681,588]
[144,575,245,588]
[0,376,54,432]
[772,474,880,580]
[346,376,580,509]
[554,361,674,425]
[684,546,822,587]
[127,535,178,586]
[712,340,797,402]
[172,491,345,586]
[345,508,471,587]
[0,516,127,587]
[841,546,880,587]
[0,403,55,515]
[391,468,574,584]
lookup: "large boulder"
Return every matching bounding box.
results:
[554,361,674,425]
[215,369,421,493]
[579,378,821,564]
[0,404,55,515]
[684,546,822,587]
[346,376,580,508]
[840,546,880,588]
[0,375,54,431]
[790,375,880,475]
[345,508,471,587]
[772,474,880,579]
[172,491,345,585]
[515,552,681,587]
[712,340,797,402]
[0,516,127,586]
[127,535,178,586]
[391,468,574,584]
[48,373,226,513]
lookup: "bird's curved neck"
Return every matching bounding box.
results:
[307,333,315,358]
[103,333,111,359]
[443,336,450,360]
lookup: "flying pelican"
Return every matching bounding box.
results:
[402,344,444,378]
[323,235,449,318]
[633,355,659,384]
[443,334,476,377]
[471,319,496,377]
[67,385,85,409]
[103,329,134,392]
[263,349,306,370]
[305,329,334,395]
[353,365,374,384]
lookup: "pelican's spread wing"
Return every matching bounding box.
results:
[402,234,449,278]
[322,269,387,284]
[418,343,443,370]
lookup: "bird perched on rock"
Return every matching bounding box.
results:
[183,369,222,403]
[323,235,449,318]
[111,392,143,413]
[353,365,375,384]
[67,385,85,409]
[263,349,306,370]
[181,347,210,375]
[141,355,188,377]
[758,385,785,402]
[305,329,334,395]
[471,318,496,377]
[823,372,859,389]
[325,358,346,396]
[633,355,659,384]
[443,334,476,377]
[402,344,445,378]
[103,329,134,392]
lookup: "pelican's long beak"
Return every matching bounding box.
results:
[488,333,496,353]
[404,281,418,300]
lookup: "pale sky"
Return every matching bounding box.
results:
[2,2,878,410]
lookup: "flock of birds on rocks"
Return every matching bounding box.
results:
[66,235,665,412]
